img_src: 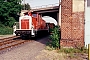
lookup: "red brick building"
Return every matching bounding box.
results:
[60,0,85,48]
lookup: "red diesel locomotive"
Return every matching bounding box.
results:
[14,11,54,38]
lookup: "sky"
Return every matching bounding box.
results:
[22,0,60,8]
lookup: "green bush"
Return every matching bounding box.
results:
[0,24,13,35]
[49,25,60,49]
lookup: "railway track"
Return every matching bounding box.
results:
[0,36,32,54]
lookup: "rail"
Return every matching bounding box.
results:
[0,36,31,54]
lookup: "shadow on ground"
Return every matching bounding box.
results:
[13,34,50,45]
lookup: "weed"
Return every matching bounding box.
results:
[45,46,55,51]
[49,26,60,49]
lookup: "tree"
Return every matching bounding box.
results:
[0,0,23,27]
[22,3,31,10]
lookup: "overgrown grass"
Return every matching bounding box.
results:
[45,46,88,54]
[58,47,88,54]
[0,24,13,35]
[57,47,88,58]
[45,46,88,59]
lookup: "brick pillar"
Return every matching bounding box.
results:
[71,0,85,47]
[60,0,85,48]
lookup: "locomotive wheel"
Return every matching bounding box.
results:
[21,35,25,39]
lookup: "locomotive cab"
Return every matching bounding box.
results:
[15,12,33,37]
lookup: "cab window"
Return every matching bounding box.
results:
[32,14,37,17]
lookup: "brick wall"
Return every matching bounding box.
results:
[60,0,85,48]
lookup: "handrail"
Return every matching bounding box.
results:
[31,3,59,9]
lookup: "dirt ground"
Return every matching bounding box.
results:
[35,50,66,60]
[35,49,88,60]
